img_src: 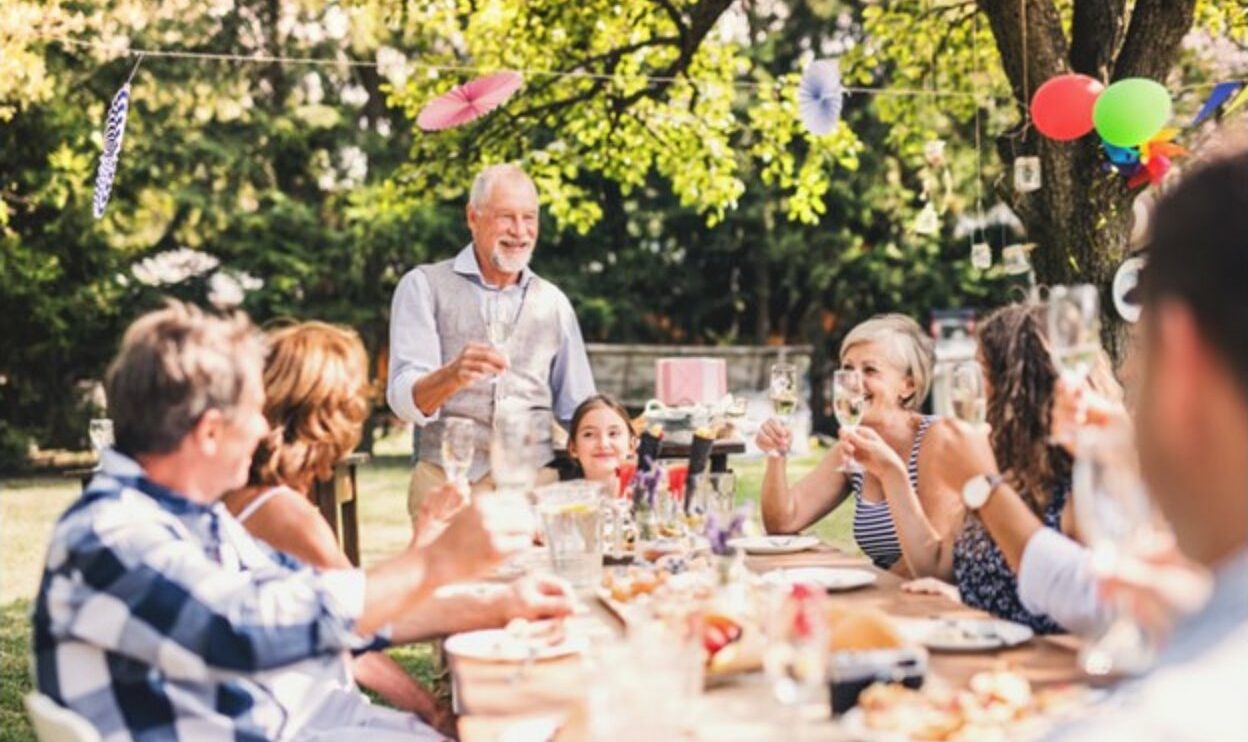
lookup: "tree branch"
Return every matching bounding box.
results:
[1070,0,1127,79]
[977,0,1069,111]
[1113,0,1198,81]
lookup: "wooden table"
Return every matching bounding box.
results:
[452,544,1084,741]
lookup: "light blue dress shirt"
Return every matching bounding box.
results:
[386,244,596,432]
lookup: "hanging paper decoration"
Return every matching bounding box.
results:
[1030,74,1104,141]
[1102,128,1188,190]
[1224,85,1248,118]
[797,59,844,136]
[1112,255,1146,323]
[1191,81,1245,127]
[1001,243,1033,275]
[913,201,939,235]
[1093,78,1172,147]
[92,58,143,219]
[970,241,992,270]
[416,70,524,131]
[1013,156,1042,192]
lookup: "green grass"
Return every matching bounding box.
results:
[0,445,852,738]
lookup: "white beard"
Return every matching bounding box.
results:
[491,247,532,274]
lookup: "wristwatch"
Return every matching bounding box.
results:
[962,473,1004,511]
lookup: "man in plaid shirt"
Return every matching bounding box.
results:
[33,302,537,740]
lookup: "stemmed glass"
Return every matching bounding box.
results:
[949,361,987,427]
[833,369,865,474]
[1048,284,1101,443]
[89,418,114,469]
[764,583,828,737]
[484,292,515,387]
[441,417,476,496]
[1072,425,1158,677]
[767,363,799,458]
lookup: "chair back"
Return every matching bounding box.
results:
[23,693,100,742]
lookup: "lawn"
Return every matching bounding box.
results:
[0,446,850,739]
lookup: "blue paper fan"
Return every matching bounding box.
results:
[92,58,142,219]
[798,59,844,136]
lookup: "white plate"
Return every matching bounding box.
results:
[761,566,877,591]
[444,628,588,663]
[894,617,1034,652]
[728,535,821,555]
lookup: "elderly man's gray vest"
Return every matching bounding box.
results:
[416,259,562,481]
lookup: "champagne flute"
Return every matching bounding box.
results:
[1072,425,1158,677]
[1048,284,1101,443]
[833,369,865,474]
[950,361,987,427]
[441,417,476,495]
[768,363,799,458]
[764,584,828,737]
[484,292,514,386]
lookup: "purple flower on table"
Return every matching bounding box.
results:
[631,456,664,511]
[705,504,750,556]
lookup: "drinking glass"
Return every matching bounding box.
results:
[764,584,828,735]
[832,369,865,474]
[1048,284,1102,445]
[484,292,514,385]
[704,472,736,523]
[534,480,604,593]
[89,419,114,467]
[440,417,476,494]
[1072,425,1158,677]
[768,363,799,458]
[490,405,545,495]
[949,361,987,427]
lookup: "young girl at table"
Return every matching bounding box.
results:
[757,314,966,576]
[566,394,637,494]
[842,303,1122,633]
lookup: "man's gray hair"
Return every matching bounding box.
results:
[105,300,266,456]
[468,163,536,211]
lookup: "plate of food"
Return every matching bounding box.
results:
[840,669,1095,741]
[762,566,877,592]
[727,535,821,555]
[894,617,1034,652]
[445,620,586,663]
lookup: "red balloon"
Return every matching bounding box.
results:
[1030,74,1105,141]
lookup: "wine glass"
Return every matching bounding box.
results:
[950,361,987,427]
[490,404,544,495]
[1048,285,1101,446]
[484,292,514,385]
[89,419,114,468]
[833,369,865,474]
[1072,425,1158,677]
[768,363,799,458]
[441,417,476,495]
[764,583,828,736]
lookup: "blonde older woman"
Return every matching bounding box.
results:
[224,321,572,738]
[758,314,964,576]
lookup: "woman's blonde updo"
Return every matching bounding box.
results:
[250,321,371,490]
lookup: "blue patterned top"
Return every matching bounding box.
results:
[953,481,1069,634]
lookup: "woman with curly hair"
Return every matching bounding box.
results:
[224,321,572,738]
[843,303,1122,633]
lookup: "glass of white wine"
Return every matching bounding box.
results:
[833,369,865,474]
[768,363,799,458]
[950,361,987,427]
[441,417,476,495]
[484,292,514,386]
[1048,284,1102,446]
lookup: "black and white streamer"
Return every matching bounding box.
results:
[92,56,143,219]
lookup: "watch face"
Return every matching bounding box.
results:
[964,476,989,509]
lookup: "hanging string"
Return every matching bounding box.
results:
[972,10,987,249]
[1018,0,1031,133]
[31,32,992,101]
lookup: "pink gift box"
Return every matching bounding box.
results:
[655,357,727,406]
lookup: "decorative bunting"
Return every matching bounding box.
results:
[1191,81,1244,127]
[92,57,143,219]
[797,59,844,136]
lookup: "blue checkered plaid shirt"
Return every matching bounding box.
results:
[33,449,386,740]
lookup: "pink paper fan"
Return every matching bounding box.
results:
[417,71,524,131]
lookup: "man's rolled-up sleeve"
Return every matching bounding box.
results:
[1018,527,1110,637]
[387,269,443,426]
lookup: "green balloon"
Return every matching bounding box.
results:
[1093,78,1172,147]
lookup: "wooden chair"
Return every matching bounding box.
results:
[310,452,369,566]
[23,693,100,742]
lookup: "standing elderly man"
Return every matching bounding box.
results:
[33,302,535,739]
[387,163,596,519]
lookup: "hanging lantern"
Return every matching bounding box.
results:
[1014,156,1042,192]
[971,242,992,270]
